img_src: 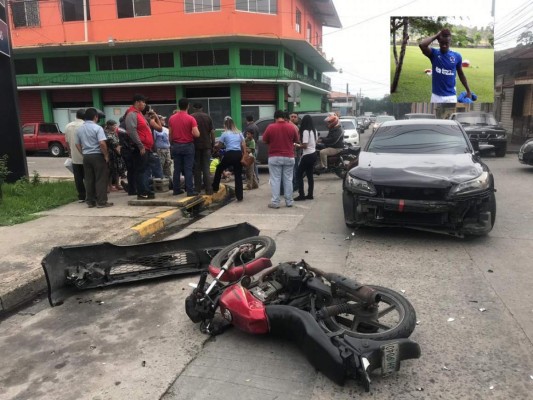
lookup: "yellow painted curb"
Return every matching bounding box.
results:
[131,209,179,238]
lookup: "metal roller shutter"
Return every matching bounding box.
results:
[18,91,44,124]
[241,84,277,102]
[102,86,176,103]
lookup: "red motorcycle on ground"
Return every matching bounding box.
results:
[185,236,421,391]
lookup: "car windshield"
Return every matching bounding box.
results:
[455,114,498,126]
[367,124,469,154]
[376,116,395,123]
[341,120,356,130]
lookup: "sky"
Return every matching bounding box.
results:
[323,0,533,99]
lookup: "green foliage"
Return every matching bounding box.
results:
[517,31,533,46]
[0,181,77,226]
[30,170,41,185]
[454,28,473,48]
[0,154,11,201]
[390,46,495,103]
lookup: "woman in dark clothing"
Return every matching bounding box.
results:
[294,115,317,201]
[212,116,246,201]
[104,120,126,191]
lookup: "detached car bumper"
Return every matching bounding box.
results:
[343,189,494,236]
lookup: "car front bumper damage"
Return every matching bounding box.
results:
[343,190,493,237]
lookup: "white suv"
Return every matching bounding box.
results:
[340,118,359,146]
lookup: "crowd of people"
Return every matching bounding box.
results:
[64,92,343,209]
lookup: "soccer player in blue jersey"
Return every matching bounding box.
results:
[419,29,472,103]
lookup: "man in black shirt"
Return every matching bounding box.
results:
[192,103,215,195]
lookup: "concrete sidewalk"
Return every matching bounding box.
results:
[0,185,231,314]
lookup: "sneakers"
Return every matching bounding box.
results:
[294,196,306,201]
[138,193,155,200]
[173,190,184,195]
[87,202,96,208]
[267,203,280,209]
[186,191,199,196]
[78,199,86,203]
[306,195,314,200]
[96,202,114,208]
[286,204,293,208]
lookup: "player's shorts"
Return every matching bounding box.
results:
[431,93,458,103]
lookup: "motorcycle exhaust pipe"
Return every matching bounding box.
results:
[306,265,380,305]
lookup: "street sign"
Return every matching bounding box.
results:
[288,82,301,103]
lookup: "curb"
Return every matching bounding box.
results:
[0,185,232,315]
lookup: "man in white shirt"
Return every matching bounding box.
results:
[64,108,86,202]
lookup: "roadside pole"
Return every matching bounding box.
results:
[0,1,27,182]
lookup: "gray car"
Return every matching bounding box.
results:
[343,119,496,237]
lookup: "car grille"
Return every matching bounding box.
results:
[374,185,448,201]
[468,132,499,139]
[382,210,446,225]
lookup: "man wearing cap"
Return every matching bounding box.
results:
[168,98,201,196]
[124,93,155,200]
[317,114,344,171]
[419,28,472,103]
[64,108,86,202]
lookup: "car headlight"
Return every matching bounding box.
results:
[520,141,533,152]
[449,171,490,196]
[345,175,377,195]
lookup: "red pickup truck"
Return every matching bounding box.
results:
[22,123,68,157]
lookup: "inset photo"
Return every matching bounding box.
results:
[390,16,494,103]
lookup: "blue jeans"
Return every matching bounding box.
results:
[171,142,195,194]
[268,156,295,206]
[148,152,164,179]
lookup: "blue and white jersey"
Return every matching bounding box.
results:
[428,48,462,96]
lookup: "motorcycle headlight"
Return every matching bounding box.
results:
[449,171,490,196]
[345,174,377,195]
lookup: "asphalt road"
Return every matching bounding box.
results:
[1,153,532,399]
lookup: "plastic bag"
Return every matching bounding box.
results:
[64,158,74,174]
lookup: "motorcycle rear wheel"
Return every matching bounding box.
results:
[322,285,416,340]
[210,236,276,269]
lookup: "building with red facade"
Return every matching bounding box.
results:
[9,0,341,129]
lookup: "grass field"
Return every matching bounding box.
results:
[0,180,77,226]
[390,45,494,103]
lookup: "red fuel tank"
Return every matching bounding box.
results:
[219,284,269,334]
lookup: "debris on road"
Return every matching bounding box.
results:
[447,318,455,322]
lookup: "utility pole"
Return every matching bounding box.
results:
[346,83,349,115]
[0,0,27,181]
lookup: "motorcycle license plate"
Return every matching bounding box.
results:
[381,342,400,376]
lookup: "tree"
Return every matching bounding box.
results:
[453,28,472,47]
[390,17,409,93]
[517,31,533,46]
[473,32,482,47]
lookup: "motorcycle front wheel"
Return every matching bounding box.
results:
[322,285,417,341]
[210,236,276,269]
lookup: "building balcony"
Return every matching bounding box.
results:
[16,67,331,91]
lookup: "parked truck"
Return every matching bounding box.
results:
[22,123,67,157]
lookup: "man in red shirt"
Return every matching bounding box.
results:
[168,98,200,196]
[262,110,300,208]
[125,93,155,200]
